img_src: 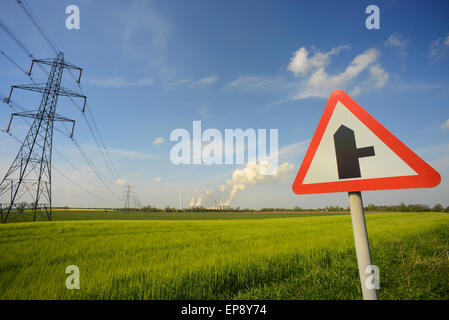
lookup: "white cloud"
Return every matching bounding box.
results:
[289,47,388,99]
[368,64,389,88]
[384,33,408,56]
[107,148,156,159]
[390,80,447,92]
[169,75,219,88]
[169,79,192,86]
[276,139,311,161]
[351,64,389,95]
[115,178,127,187]
[153,137,165,145]
[416,142,449,156]
[227,74,286,89]
[120,0,169,57]
[385,33,408,48]
[445,34,449,46]
[287,45,349,76]
[415,142,449,169]
[229,46,388,101]
[429,33,449,61]
[170,75,219,88]
[191,75,219,86]
[87,77,154,88]
[440,119,449,130]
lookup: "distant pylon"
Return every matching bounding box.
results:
[0,52,86,223]
[124,184,132,210]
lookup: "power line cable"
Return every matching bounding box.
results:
[0,33,120,188]
[0,18,49,75]
[1,92,75,138]
[1,13,124,202]
[0,94,121,201]
[13,1,122,181]
[66,97,121,181]
[1,130,113,204]
[16,0,60,54]
[52,147,107,195]
[0,49,28,75]
[84,103,121,179]
[0,17,34,58]
[65,69,121,180]
[71,138,122,201]
[52,166,112,204]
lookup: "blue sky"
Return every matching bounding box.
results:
[0,0,448,209]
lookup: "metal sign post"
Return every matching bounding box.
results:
[348,191,378,300]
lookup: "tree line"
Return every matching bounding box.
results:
[133,203,449,213]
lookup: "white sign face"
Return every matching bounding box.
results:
[292,90,440,194]
[303,101,417,185]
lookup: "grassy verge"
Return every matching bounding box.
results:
[1,210,349,223]
[0,212,447,299]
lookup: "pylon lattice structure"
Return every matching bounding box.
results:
[0,52,86,223]
[123,184,132,210]
[123,184,141,210]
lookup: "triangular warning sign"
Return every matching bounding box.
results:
[292,90,441,194]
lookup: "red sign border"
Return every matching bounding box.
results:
[292,90,441,194]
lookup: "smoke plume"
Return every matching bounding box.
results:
[221,162,294,205]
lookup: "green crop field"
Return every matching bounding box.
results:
[0,211,448,300]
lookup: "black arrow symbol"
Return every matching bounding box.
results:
[333,125,375,179]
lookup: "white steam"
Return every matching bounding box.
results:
[220,162,294,205]
[187,162,294,208]
[189,197,196,207]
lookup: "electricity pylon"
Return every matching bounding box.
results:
[0,52,86,223]
[123,184,132,210]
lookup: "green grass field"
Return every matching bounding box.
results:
[1,210,348,222]
[0,211,448,299]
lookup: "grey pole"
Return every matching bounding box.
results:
[348,191,378,300]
